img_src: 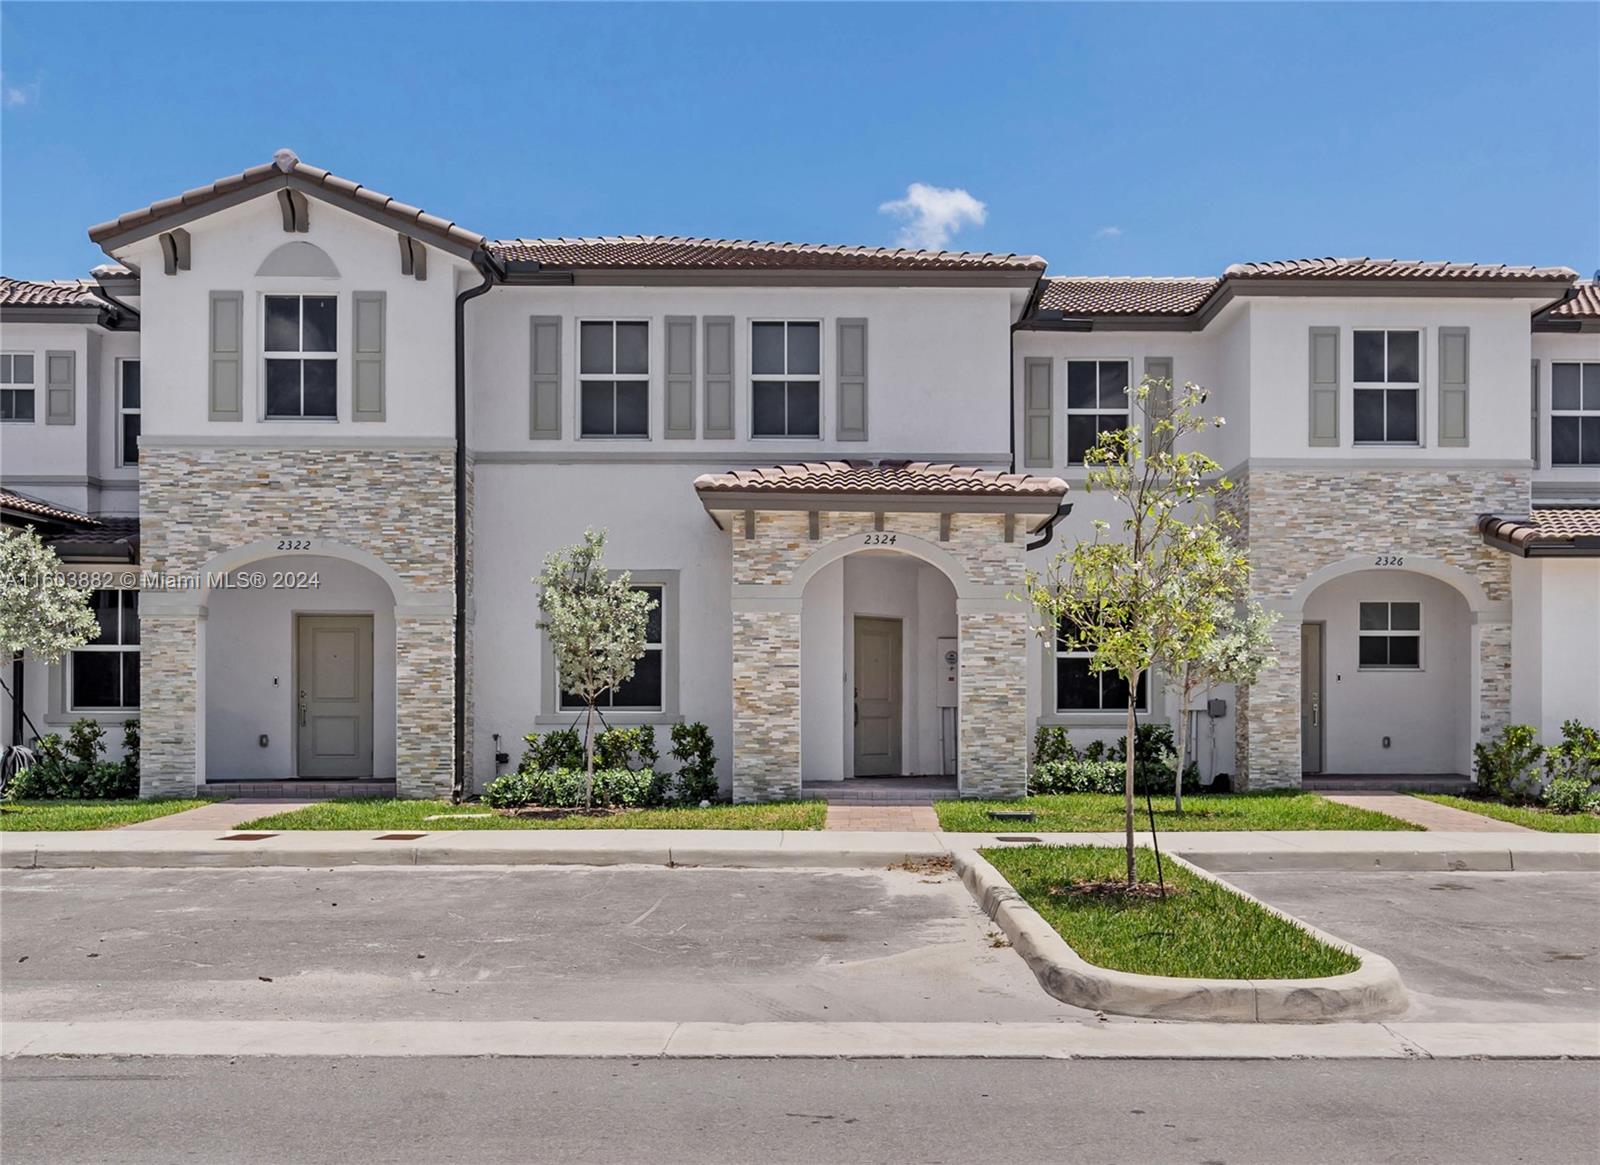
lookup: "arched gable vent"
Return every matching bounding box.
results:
[256,240,340,278]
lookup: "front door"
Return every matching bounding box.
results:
[853,616,903,777]
[296,614,374,778]
[1300,621,1324,775]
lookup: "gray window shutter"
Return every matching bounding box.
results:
[1022,358,1052,467]
[352,291,386,422]
[44,350,76,425]
[1142,356,1174,452]
[208,291,243,421]
[1530,359,1540,466]
[664,315,696,439]
[529,315,562,439]
[1308,326,1339,446]
[1437,327,1468,447]
[702,316,734,438]
[836,318,868,441]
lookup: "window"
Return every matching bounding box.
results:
[1358,601,1421,670]
[70,590,140,710]
[1066,360,1130,464]
[1551,361,1600,466]
[1054,616,1148,712]
[1,353,35,422]
[751,321,820,437]
[118,360,141,465]
[559,584,664,712]
[1353,330,1420,444]
[264,294,337,419]
[579,321,649,438]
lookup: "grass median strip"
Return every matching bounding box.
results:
[237,798,828,831]
[1414,794,1600,834]
[982,845,1361,980]
[0,799,215,831]
[939,791,1420,832]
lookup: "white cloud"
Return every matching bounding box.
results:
[2,74,41,108]
[1093,225,1123,240]
[878,183,987,250]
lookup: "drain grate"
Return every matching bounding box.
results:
[374,833,427,841]
[219,833,277,841]
[995,835,1042,844]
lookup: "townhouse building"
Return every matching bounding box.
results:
[3,151,1596,801]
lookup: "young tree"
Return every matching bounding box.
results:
[534,529,657,809]
[1024,380,1233,884]
[1,527,100,747]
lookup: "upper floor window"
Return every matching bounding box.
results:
[751,321,820,438]
[1353,329,1419,444]
[579,321,649,438]
[1,353,35,422]
[559,583,665,712]
[118,360,141,466]
[1054,615,1148,713]
[1066,359,1130,464]
[71,589,140,711]
[1551,361,1599,466]
[264,294,337,419]
[1358,600,1421,670]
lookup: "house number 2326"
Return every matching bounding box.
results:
[1374,555,1404,567]
[862,533,898,546]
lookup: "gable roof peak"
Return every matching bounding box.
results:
[273,148,299,173]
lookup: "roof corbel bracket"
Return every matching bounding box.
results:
[873,512,885,532]
[277,189,310,233]
[807,510,820,541]
[743,510,756,540]
[159,228,191,275]
[1004,513,1016,543]
[939,513,953,542]
[398,235,428,281]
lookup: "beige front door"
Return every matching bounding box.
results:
[296,614,374,779]
[853,616,903,777]
[1300,621,1324,775]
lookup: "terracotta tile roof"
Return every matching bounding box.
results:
[1223,257,1577,282]
[694,460,1068,498]
[87,149,487,253]
[489,236,1047,273]
[46,516,140,560]
[1479,509,1600,556]
[1035,276,1220,317]
[1541,281,1600,319]
[0,277,101,308]
[0,488,103,526]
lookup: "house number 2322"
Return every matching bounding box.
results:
[277,539,312,552]
[862,533,898,546]
[1374,555,1404,567]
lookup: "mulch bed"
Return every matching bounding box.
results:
[1048,879,1189,903]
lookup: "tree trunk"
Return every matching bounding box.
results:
[584,703,596,810]
[1174,666,1189,813]
[1125,683,1137,886]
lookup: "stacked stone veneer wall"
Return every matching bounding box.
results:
[1231,464,1527,789]
[728,508,1029,801]
[138,445,456,799]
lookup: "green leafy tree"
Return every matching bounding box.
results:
[534,529,657,809]
[1024,379,1235,884]
[1,528,99,744]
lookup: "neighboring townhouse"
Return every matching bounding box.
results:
[2,150,1595,800]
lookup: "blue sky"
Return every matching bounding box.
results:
[2,2,1596,280]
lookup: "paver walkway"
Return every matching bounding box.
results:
[825,804,940,831]
[1321,793,1530,833]
[120,800,315,831]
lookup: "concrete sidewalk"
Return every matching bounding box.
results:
[1322,792,1532,832]
[3,827,1595,872]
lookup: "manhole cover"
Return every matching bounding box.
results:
[374,833,426,841]
[219,833,277,841]
[995,835,1042,844]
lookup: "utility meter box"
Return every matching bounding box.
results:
[936,637,959,707]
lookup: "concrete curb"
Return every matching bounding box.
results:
[952,848,1410,1023]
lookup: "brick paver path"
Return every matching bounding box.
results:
[824,804,941,831]
[1321,793,1531,833]
[120,800,317,831]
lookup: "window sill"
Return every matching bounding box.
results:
[47,709,139,727]
[263,417,341,423]
[537,712,683,728]
[1036,712,1158,729]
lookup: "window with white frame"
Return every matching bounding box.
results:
[1353,330,1420,444]
[1551,361,1600,466]
[1054,615,1148,712]
[70,590,140,710]
[751,321,820,438]
[579,321,650,438]
[1,353,35,422]
[1065,359,1130,464]
[558,584,665,711]
[118,360,141,465]
[1358,601,1421,670]
[264,295,337,419]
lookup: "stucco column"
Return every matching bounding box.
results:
[730,598,802,802]
[394,612,455,799]
[139,612,203,798]
[957,598,1028,798]
[1238,617,1303,790]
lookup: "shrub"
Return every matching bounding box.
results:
[484,766,663,810]
[669,721,719,804]
[521,728,584,772]
[1544,719,1600,788]
[595,725,659,772]
[1032,726,1076,767]
[1033,758,1123,795]
[1542,776,1600,816]
[3,718,137,801]
[1474,724,1545,804]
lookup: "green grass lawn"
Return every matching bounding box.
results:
[938,790,1420,832]
[0,799,213,831]
[1415,794,1600,834]
[983,845,1360,979]
[238,798,828,831]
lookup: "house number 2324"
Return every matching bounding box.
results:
[1374,555,1405,567]
[862,533,898,546]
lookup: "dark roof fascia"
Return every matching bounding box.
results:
[1479,530,1600,558]
[1532,318,1597,333]
[696,491,1063,515]
[548,267,1043,289]
[1015,313,1206,333]
[92,172,482,261]
[0,304,109,325]
[1223,276,1575,301]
